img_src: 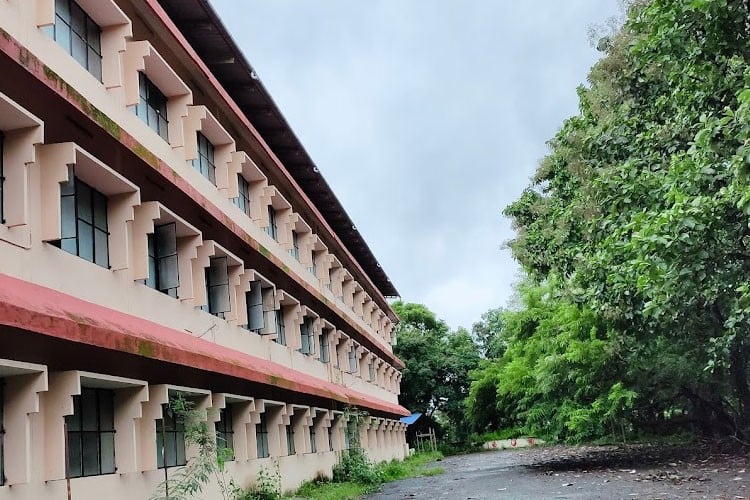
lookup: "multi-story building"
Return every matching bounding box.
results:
[0,0,408,497]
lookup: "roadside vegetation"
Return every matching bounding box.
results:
[394,0,750,451]
[467,0,750,445]
[290,450,444,499]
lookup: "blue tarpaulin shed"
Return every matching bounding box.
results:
[400,412,423,425]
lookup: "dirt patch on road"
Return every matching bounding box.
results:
[367,443,750,499]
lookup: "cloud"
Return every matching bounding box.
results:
[212,0,623,329]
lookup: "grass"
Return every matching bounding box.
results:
[291,481,369,500]
[290,451,444,499]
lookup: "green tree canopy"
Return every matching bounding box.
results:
[472,0,750,441]
[392,301,481,444]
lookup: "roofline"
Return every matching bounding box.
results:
[151,0,400,302]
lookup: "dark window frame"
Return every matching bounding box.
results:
[65,388,116,478]
[156,404,186,468]
[309,423,317,454]
[133,72,169,141]
[57,166,110,268]
[202,256,231,318]
[345,420,358,450]
[265,206,277,241]
[286,423,295,456]
[0,381,5,485]
[215,407,235,460]
[319,330,330,364]
[232,174,251,216]
[145,222,179,297]
[0,131,4,224]
[245,281,264,333]
[274,308,286,345]
[47,0,103,80]
[348,346,358,373]
[255,413,269,459]
[192,132,216,184]
[290,231,299,260]
[327,425,333,452]
[300,317,314,355]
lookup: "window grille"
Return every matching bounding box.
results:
[46,0,102,80]
[232,174,251,216]
[215,408,234,460]
[192,132,216,184]
[58,166,109,268]
[255,413,269,459]
[145,223,179,297]
[66,388,116,477]
[156,404,186,468]
[133,73,169,141]
[202,256,230,318]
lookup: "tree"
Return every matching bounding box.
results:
[392,302,481,444]
[503,0,750,437]
[471,307,506,358]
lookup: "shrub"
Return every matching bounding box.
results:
[332,447,383,486]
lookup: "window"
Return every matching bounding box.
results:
[255,413,269,459]
[245,281,264,333]
[145,223,179,297]
[202,257,230,318]
[65,388,115,478]
[58,166,109,268]
[0,382,4,486]
[265,206,277,240]
[319,330,330,364]
[369,360,376,382]
[274,309,286,345]
[310,424,317,454]
[215,408,234,460]
[192,132,216,184]
[46,0,103,80]
[345,420,358,450]
[290,231,299,260]
[300,317,314,355]
[286,424,295,455]
[133,73,169,141]
[156,404,186,468]
[232,175,251,216]
[0,132,4,224]
[348,346,358,373]
[327,426,333,452]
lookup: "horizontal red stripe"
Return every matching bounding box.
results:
[0,272,409,417]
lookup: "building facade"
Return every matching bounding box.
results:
[0,0,408,497]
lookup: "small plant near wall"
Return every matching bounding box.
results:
[150,396,280,500]
[234,461,281,500]
[150,395,229,500]
[331,406,384,487]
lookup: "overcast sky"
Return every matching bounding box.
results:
[211,0,622,331]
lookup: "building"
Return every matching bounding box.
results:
[0,0,408,497]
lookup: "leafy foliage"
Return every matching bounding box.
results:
[485,0,750,441]
[392,301,481,444]
[151,396,279,500]
[471,307,507,359]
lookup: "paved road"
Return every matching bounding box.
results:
[365,447,750,500]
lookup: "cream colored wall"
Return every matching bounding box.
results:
[0,1,411,496]
[0,0,397,354]
[0,364,407,497]
[0,0,404,402]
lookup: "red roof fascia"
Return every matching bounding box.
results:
[0,273,409,417]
